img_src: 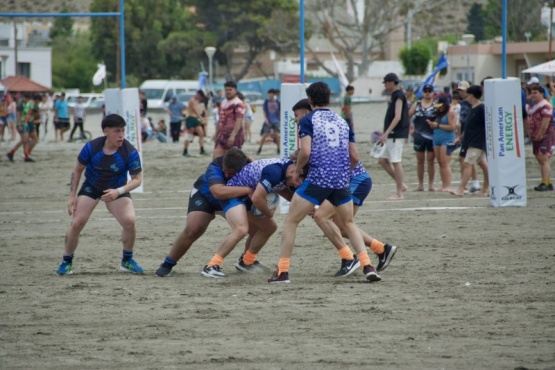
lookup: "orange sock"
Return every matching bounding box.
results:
[338,246,354,260]
[369,239,385,255]
[278,258,290,274]
[358,251,371,267]
[208,254,224,267]
[243,250,257,265]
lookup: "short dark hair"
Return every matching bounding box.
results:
[224,81,237,89]
[529,85,544,94]
[466,85,483,99]
[346,85,354,92]
[305,81,330,107]
[268,89,276,94]
[222,148,248,173]
[102,114,126,130]
[292,98,312,112]
[196,90,205,97]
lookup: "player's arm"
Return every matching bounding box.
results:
[443,109,457,131]
[251,183,274,219]
[210,184,253,200]
[349,142,359,170]
[408,101,417,119]
[67,161,86,216]
[381,98,403,142]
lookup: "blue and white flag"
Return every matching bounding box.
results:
[197,71,208,90]
[416,54,449,98]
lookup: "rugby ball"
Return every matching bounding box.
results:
[252,192,280,217]
[370,141,386,159]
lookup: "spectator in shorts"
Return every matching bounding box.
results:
[54,92,70,142]
[213,81,245,159]
[527,84,554,191]
[378,73,409,200]
[427,95,456,192]
[69,96,86,142]
[451,85,489,197]
[167,94,185,143]
[183,90,208,157]
[456,81,481,193]
[341,85,355,127]
[257,89,281,155]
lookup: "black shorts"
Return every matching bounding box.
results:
[188,188,222,214]
[78,184,131,200]
[261,123,280,134]
[413,133,433,152]
[296,181,352,207]
[56,118,70,130]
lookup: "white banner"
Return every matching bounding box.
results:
[279,83,309,214]
[104,88,144,193]
[484,78,527,207]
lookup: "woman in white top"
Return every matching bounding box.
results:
[39,94,53,142]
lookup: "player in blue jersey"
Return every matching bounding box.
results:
[269,82,380,284]
[56,114,144,275]
[291,99,398,277]
[201,158,298,278]
[155,148,253,277]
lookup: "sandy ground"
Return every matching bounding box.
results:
[1,103,554,369]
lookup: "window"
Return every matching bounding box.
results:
[17,62,30,78]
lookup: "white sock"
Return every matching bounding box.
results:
[472,180,480,188]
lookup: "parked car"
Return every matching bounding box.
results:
[66,93,104,109]
[241,91,264,105]
[140,80,199,109]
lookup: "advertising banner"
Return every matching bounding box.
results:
[484,78,527,207]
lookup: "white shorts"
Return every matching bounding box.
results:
[380,138,404,163]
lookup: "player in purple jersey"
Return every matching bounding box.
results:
[155,148,252,277]
[269,82,380,284]
[55,114,144,275]
[201,158,298,278]
[291,99,398,277]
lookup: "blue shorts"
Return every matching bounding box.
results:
[8,113,16,122]
[220,195,252,214]
[296,181,351,207]
[413,133,433,152]
[0,117,7,126]
[433,130,455,147]
[350,173,372,207]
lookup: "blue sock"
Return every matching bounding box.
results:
[63,254,74,263]
[164,256,177,267]
[122,250,133,262]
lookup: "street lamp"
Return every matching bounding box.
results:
[204,46,216,92]
[462,34,475,82]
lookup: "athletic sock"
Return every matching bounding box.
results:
[122,250,133,262]
[357,251,371,267]
[278,258,290,274]
[63,254,74,263]
[183,149,188,155]
[369,239,385,255]
[243,250,257,265]
[164,256,177,267]
[472,179,480,188]
[208,254,224,268]
[338,245,354,260]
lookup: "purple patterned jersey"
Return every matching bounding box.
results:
[298,109,354,189]
[351,161,367,178]
[227,158,292,193]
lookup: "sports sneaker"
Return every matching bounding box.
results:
[362,265,381,282]
[376,244,398,272]
[155,262,173,277]
[256,148,262,155]
[334,254,360,277]
[120,259,144,274]
[56,260,73,275]
[534,183,551,191]
[6,152,14,162]
[235,254,269,273]
[24,157,36,162]
[469,186,481,193]
[550,184,554,191]
[201,264,225,278]
[268,269,290,284]
[183,151,190,157]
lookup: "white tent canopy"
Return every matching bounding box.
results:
[522,59,555,76]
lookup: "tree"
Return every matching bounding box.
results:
[305,0,448,82]
[399,42,430,75]
[187,0,300,81]
[51,32,99,91]
[466,3,484,42]
[90,0,198,84]
[49,7,74,41]
[482,0,544,42]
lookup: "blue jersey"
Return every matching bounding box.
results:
[193,157,227,208]
[263,98,280,124]
[227,158,291,193]
[298,109,354,189]
[78,137,142,191]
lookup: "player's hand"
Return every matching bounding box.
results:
[67,195,77,216]
[292,173,302,187]
[101,189,120,202]
[379,134,387,144]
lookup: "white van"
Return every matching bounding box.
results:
[140,80,199,109]
[66,93,104,109]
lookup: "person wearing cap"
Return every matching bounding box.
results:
[378,72,409,200]
[451,85,489,197]
[527,77,550,106]
[408,83,437,191]
[527,84,554,191]
[455,80,481,193]
[427,95,456,192]
[166,94,185,143]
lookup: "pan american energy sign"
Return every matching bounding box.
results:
[484,78,527,207]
